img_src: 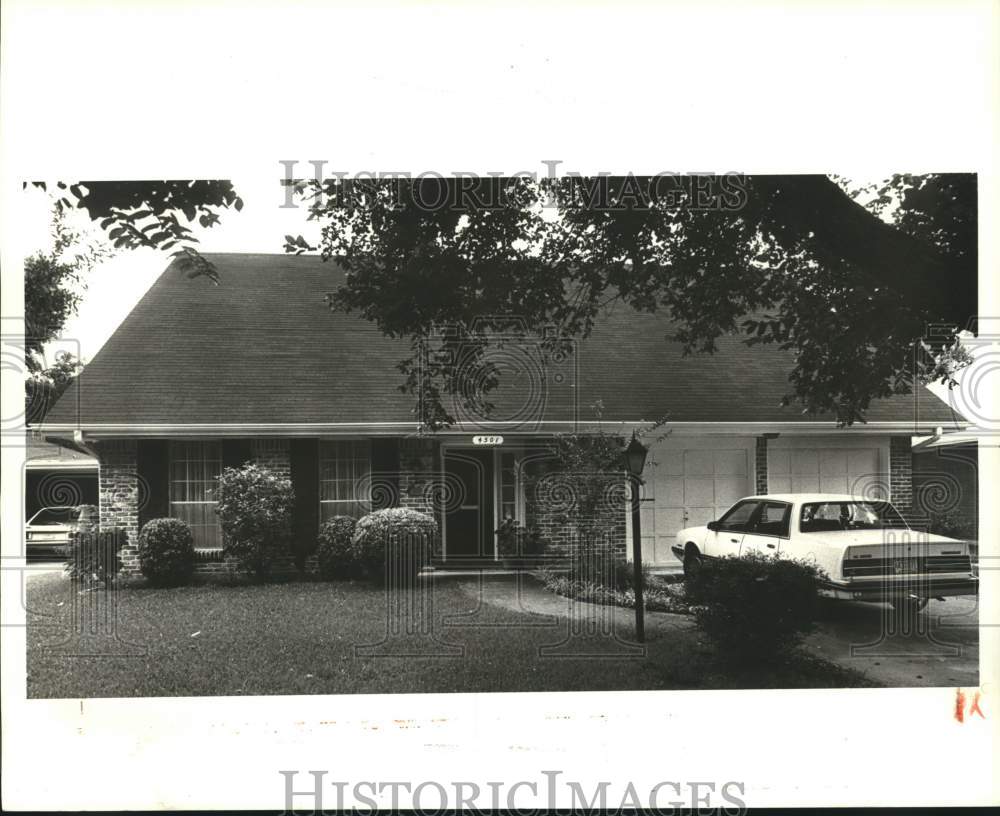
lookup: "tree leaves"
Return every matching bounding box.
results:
[26,180,243,283]
[289,174,976,428]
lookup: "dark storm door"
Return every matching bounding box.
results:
[443,448,495,559]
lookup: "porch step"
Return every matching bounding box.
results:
[428,556,552,571]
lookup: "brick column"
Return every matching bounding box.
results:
[889,436,914,519]
[398,438,441,554]
[398,438,438,515]
[755,436,769,495]
[96,440,140,574]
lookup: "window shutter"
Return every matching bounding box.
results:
[290,438,320,550]
[222,439,253,470]
[136,439,169,528]
[370,437,401,509]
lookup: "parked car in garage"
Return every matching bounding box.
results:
[24,505,98,559]
[672,493,978,614]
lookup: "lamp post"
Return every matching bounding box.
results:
[624,431,649,643]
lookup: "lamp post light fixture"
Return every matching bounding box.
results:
[624,431,649,643]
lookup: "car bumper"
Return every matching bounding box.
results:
[671,544,685,562]
[25,538,71,558]
[818,576,979,602]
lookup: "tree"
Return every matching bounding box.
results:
[31,175,975,429]
[283,173,977,427]
[25,351,84,425]
[23,203,113,371]
[26,180,243,282]
[24,253,83,371]
[23,182,244,421]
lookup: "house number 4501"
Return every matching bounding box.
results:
[472,435,504,446]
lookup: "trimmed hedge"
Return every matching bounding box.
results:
[316,516,360,580]
[137,518,195,587]
[684,552,825,665]
[352,508,437,582]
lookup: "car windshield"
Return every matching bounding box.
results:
[29,507,79,526]
[799,501,907,533]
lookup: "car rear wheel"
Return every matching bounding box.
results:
[683,548,703,580]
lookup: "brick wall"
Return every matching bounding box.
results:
[251,438,291,477]
[523,458,627,563]
[889,436,914,519]
[398,437,442,554]
[96,440,140,574]
[755,436,768,494]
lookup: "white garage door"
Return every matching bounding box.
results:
[635,446,751,564]
[767,447,885,498]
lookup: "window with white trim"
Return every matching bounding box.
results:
[499,450,522,522]
[168,440,223,550]
[319,440,372,521]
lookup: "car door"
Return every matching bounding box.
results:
[707,499,762,557]
[740,500,791,556]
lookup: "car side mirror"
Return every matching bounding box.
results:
[706,521,720,532]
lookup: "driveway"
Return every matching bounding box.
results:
[804,597,980,687]
[461,574,980,688]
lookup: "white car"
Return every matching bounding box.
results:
[671,493,978,613]
[25,505,97,558]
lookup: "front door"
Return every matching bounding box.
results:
[443,448,496,560]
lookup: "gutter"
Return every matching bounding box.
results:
[39,419,966,439]
[911,427,978,451]
[69,430,101,460]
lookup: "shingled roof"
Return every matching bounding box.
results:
[40,253,963,433]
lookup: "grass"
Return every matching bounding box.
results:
[25,571,878,698]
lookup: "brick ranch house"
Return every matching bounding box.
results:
[37,254,969,574]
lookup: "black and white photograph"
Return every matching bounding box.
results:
[1,0,997,812]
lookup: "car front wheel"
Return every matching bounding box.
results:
[683,549,703,580]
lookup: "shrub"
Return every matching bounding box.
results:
[684,552,824,665]
[214,464,295,580]
[352,508,437,582]
[67,528,125,586]
[567,547,651,592]
[316,516,360,580]
[75,504,99,533]
[540,568,691,614]
[137,518,195,587]
[926,511,977,542]
[495,519,543,559]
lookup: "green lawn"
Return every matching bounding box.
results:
[26,572,876,698]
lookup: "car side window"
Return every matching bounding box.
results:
[716,500,761,533]
[752,501,791,537]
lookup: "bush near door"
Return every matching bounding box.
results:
[352,508,437,582]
